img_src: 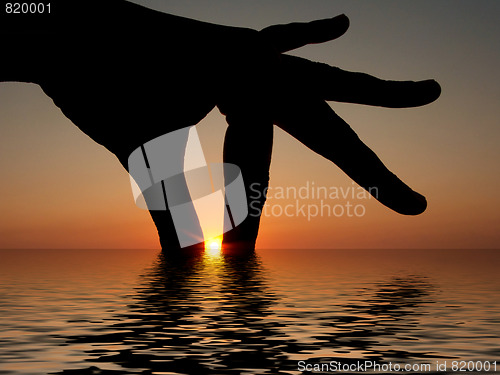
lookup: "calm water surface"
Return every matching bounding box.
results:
[0,249,499,374]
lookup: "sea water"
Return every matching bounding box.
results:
[0,249,499,374]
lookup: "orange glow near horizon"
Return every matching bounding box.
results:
[1,2,500,250]
[205,236,222,256]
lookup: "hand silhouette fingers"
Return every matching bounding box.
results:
[222,112,274,249]
[274,96,427,215]
[280,54,441,108]
[260,14,349,53]
[217,49,275,248]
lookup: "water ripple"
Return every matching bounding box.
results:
[0,249,499,374]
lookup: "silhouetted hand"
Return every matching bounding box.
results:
[0,0,440,250]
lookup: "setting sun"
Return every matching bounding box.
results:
[205,237,222,254]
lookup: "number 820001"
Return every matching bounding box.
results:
[5,3,51,14]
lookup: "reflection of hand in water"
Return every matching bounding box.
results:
[51,253,438,374]
[53,249,286,374]
[1,0,441,250]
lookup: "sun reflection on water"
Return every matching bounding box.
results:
[204,236,222,258]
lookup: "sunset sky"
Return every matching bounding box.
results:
[0,0,499,249]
